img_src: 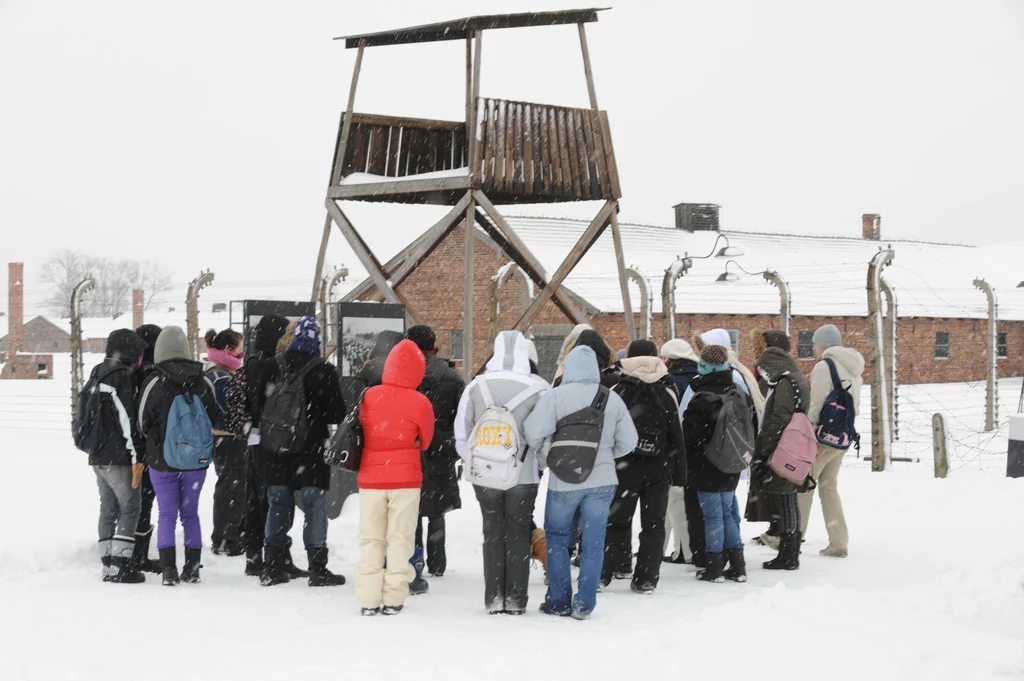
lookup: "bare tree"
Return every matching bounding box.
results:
[39,250,174,318]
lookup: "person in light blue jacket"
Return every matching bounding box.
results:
[524,345,638,620]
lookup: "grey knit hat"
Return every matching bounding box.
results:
[154,326,191,364]
[812,324,842,349]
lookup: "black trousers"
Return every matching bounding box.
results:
[135,466,156,533]
[415,514,447,575]
[241,445,292,556]
[474,484,538,613]
[684,486,707,567]
[211,437,248,549]
[603,457,671,586]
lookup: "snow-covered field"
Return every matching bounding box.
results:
[1,356,1022,681]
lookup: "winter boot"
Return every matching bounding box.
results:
[260,546,291,587]
[132,528,161,574]
[696,551,726,583]
[181,548,202,584]
[282,547,309,579]
[108,555,146,584]
[631,581,656,595]
[381,605,403,616]
[763,532,801,571]
[307,548,346,587]
[409,547,429,595]
[101,555,112,582]
[820,545,848,558]
[159,547,179,586]
[245,547,264,577]
[724,548,747,583]
[361,607,380,617]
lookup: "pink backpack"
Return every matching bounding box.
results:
[769,412,818,485]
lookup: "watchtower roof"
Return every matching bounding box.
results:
[336,8,609,49]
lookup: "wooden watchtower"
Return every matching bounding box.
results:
[311,8,635,374]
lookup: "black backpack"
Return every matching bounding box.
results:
[547,387,609,484]
[72,365,128,456]
[614,377,674,457]
[261,356,324,455]
[814,358,860,451]
[325,389,366,472]
[701,386,756,474]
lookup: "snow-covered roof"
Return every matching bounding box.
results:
[501,217,1024,320]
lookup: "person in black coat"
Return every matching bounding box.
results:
[253,317,347,587]
[130,324,162,574]
[86,329,148,583]
[684,346,757,584]
[602,339,687,594]
[406,325,465,582]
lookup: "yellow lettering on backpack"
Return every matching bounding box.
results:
[474,425,514,448]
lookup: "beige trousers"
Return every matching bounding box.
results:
[798,445,848,550]
[355,488,421,610]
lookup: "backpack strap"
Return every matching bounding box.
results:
[277,355,325,382]
[824,358,845,392]
[591,386,609,412]
[504,382,544,412]
[476,377,496,409]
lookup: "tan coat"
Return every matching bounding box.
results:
[807,346,865,428]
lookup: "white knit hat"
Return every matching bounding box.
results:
[700,329,732,349]
[660,339,699,363]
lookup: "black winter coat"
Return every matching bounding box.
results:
[138,359,219,472]
[749,348,811,496]
[251,352,346,490]
[683,370,756,493]
[87,358,143,467]
[417,353,465,517]
[612,370,687,486]
[668,360,699,399]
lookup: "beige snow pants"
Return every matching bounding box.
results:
[798,445,848,550]
[355,488,420,610]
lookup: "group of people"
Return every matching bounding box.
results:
[76,313,863,620]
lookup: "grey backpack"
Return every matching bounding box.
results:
[546,387,609,484]
[702,387,755,474]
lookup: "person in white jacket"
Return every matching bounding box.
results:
[798,324,865,558]
[455,330,547,615]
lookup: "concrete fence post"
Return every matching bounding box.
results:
[932,413,948,478]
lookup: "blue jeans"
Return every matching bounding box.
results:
[544,485,616,617]
[697,491,743,554]
[266,486,328,550]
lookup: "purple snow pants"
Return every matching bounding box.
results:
[149,468,207,550]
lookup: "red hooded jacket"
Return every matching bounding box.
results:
[357,339,435,490]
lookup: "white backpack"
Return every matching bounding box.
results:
[465,378,543,490]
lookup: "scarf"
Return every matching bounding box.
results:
[208,347,243,372]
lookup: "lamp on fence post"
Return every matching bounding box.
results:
[662,236,744,343]
[715,260,791,337]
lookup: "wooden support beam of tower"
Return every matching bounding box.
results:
[473,190,585,324]
[510,200,616,333]
[324,199,419,325]
[578,23,599,110]
[609,209,636,340]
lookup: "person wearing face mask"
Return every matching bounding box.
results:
[204,328,248,556]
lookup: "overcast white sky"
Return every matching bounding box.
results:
[1,0,1022,306]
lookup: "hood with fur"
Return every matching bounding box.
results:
[619,356,669,384]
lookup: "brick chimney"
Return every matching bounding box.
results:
[862,214,881,241]
[132,289,145,330]
[8,263,24,355]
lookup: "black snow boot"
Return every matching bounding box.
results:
[724,548,747,582]
[159,547,180,586]
[108,555,146,584]
[181,548,202,584]
[260,546,291,587]
[282,547,309,579]
[696,551,726,583]
[763,532,801,571]
[132,528,161,574]
[245,547,264,577]
[307,548,346,587]
[101,555,112,582]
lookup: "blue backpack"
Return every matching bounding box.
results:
[162,375,214,470]
[814,358,859,452]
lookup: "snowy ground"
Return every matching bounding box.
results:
[1,356,1022,681]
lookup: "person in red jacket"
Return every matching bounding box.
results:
[355,339,435,616]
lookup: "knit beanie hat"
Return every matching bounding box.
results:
[154,326,191,364]
[812,324,842,350]
[763,330,791,354]
[253,314,290,356]
[287,316,322,357]
[660,338,699,363]
[627,339,658,358]
[405,325,436,353]
[698,345,730,375]
[135,324,163,364]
